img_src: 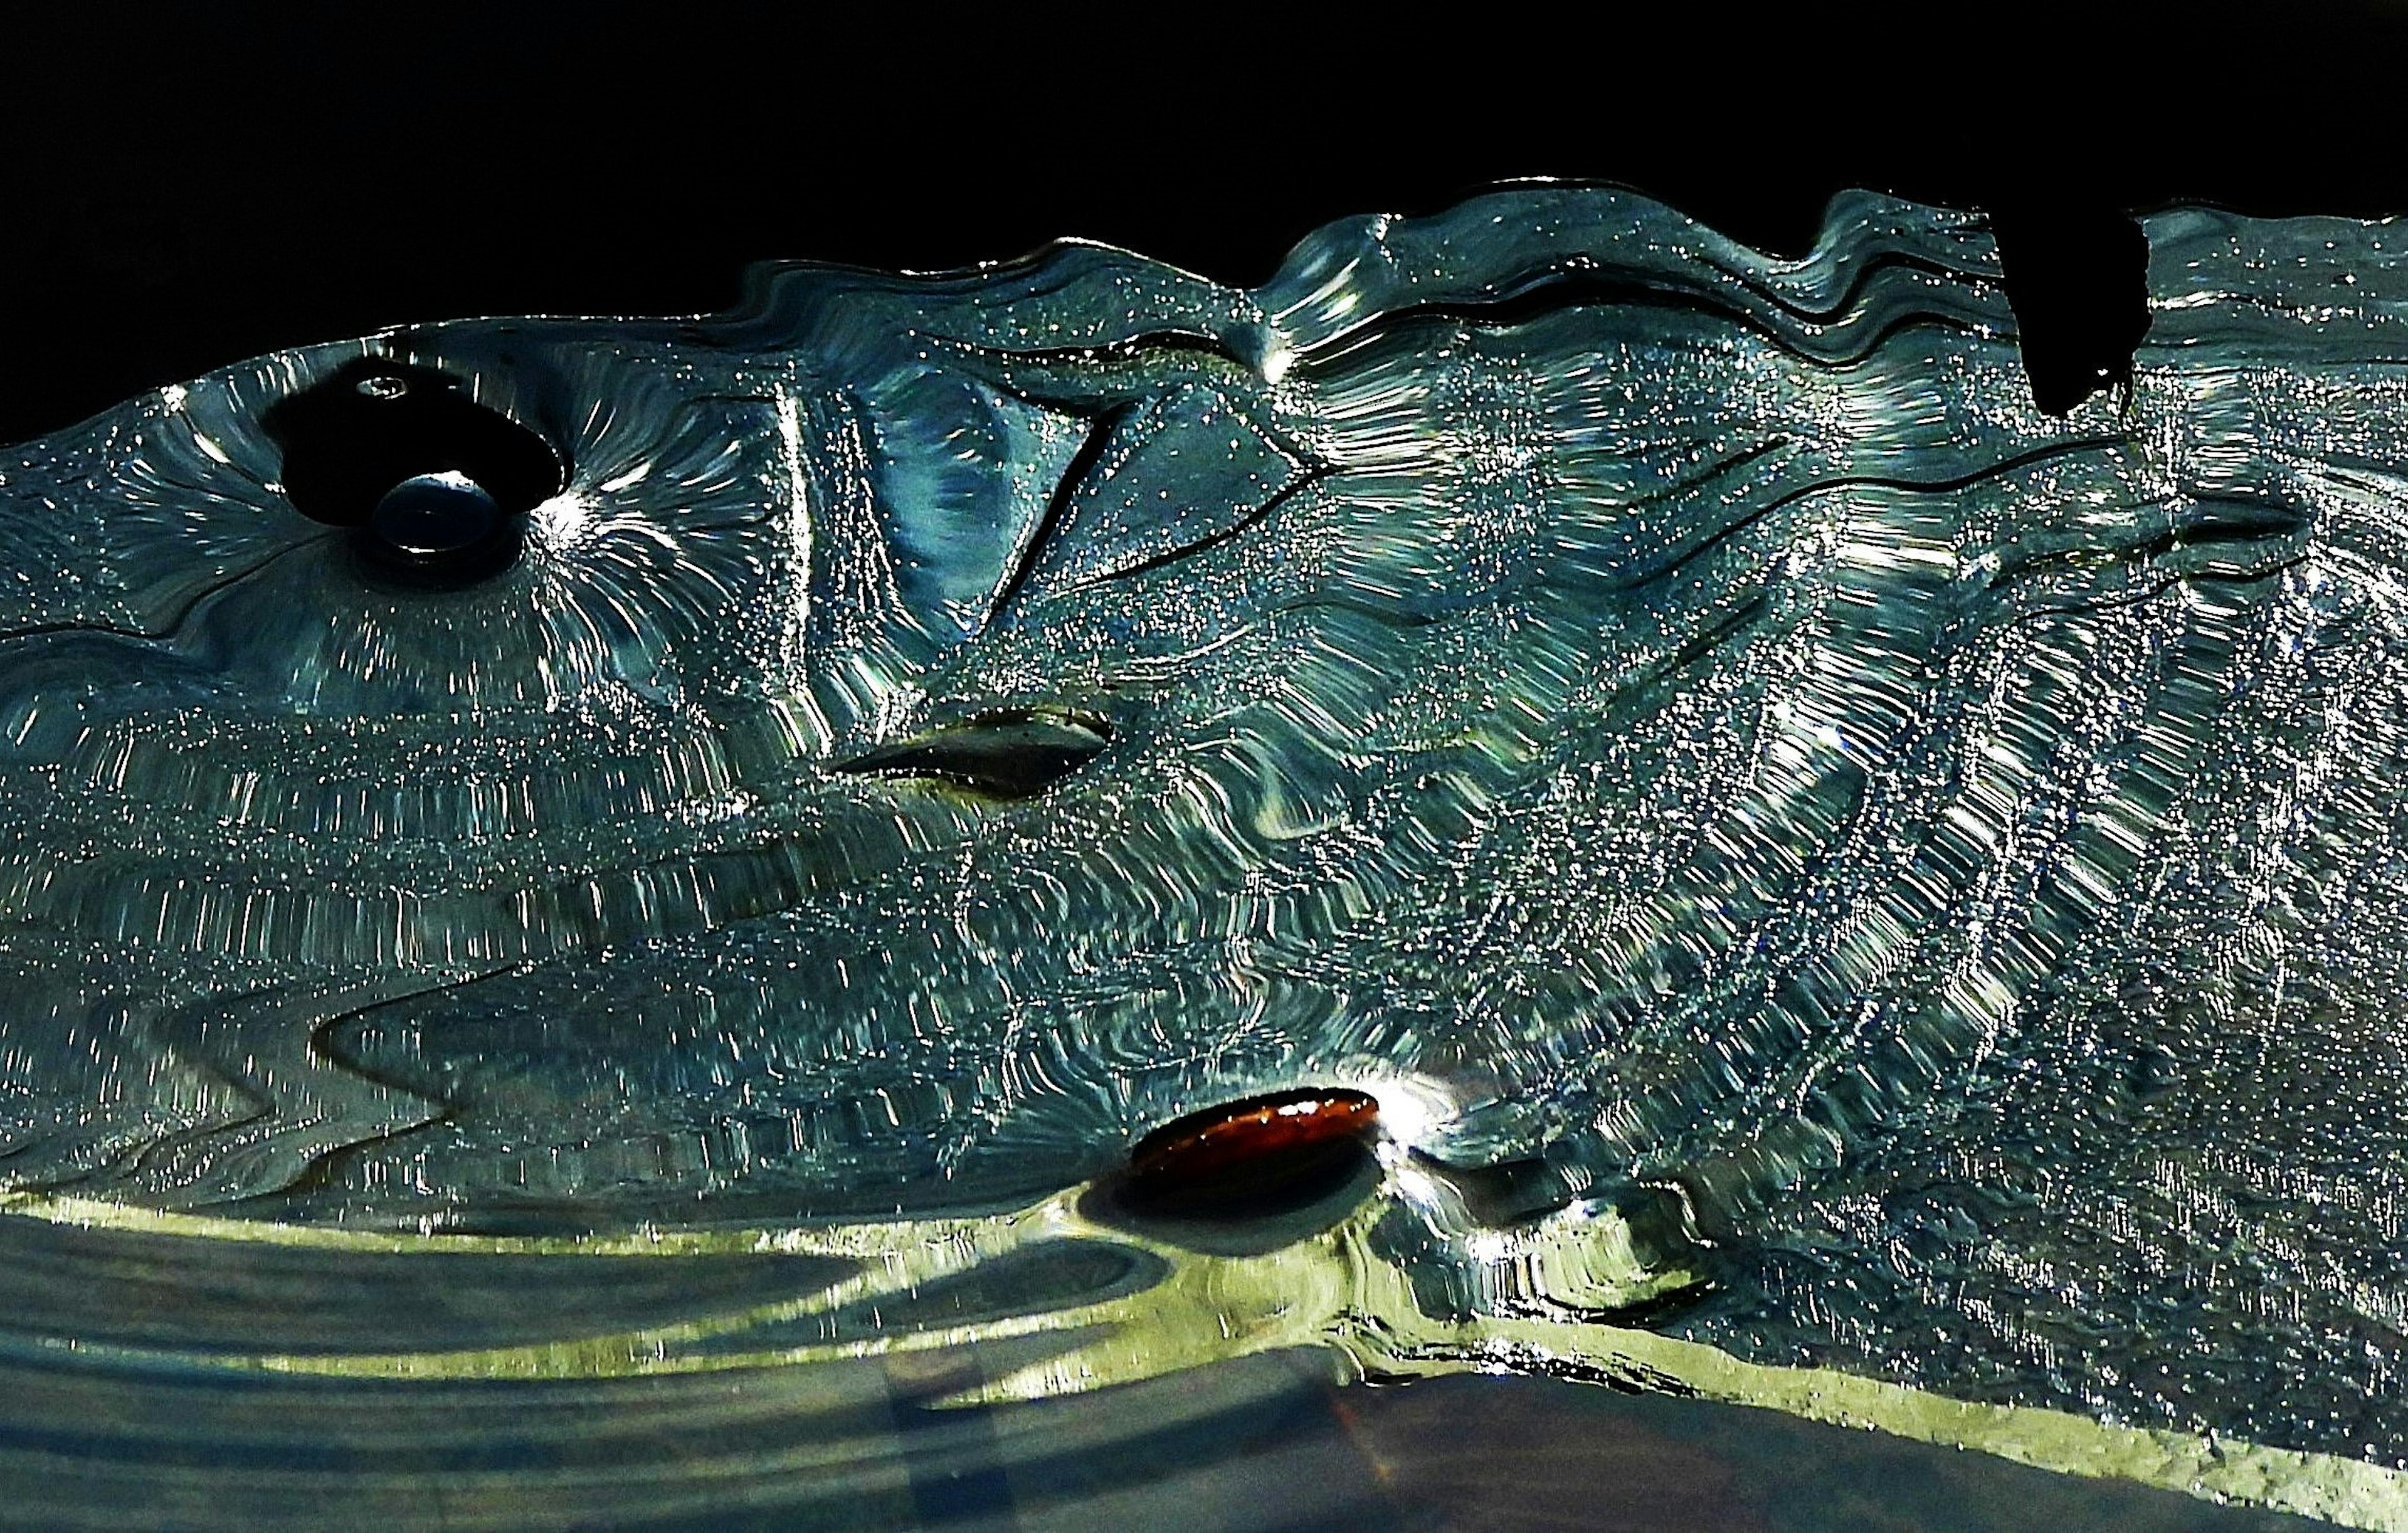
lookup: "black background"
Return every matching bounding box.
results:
[11,4,2408,445]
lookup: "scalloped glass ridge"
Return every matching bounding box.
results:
[6,186,2408,1480]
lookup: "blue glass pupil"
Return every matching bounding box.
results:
[371,471,500,556]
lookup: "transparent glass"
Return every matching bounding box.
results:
[1,187,2402,1527]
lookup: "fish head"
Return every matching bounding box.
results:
[0,242,1518,1219]
[0,194,2228,1229]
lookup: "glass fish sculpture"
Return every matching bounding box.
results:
[3,185,2407,1529]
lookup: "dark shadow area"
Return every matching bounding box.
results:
[1990,198,2152,414]
[11,10,2408,445]
[1085,1137,1384,1258]
[1082,1147,1383,1256]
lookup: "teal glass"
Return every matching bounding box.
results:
[1,186,2402,1528]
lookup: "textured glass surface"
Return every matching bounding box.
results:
[4,187,2408,1526]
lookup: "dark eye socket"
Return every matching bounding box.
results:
[264,357,565,584]
[833,711,1110,800]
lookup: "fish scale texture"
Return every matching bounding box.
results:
[2,187,2405,1460]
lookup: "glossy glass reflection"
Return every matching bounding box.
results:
[3,187,2407,1527]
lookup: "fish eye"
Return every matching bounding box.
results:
[371,471,502,558]
[263,357,565,586]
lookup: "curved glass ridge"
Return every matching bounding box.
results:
[4,186,2408,1524]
